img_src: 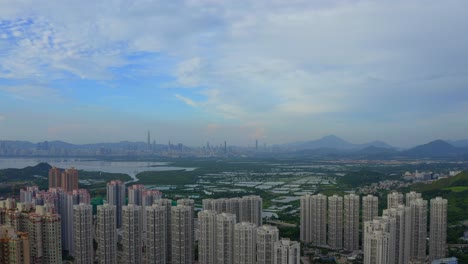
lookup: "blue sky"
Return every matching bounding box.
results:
[0,0,467,147]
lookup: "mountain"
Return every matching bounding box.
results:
[402,140,462,157]
[283,135,396,151]
[448,139,468,148]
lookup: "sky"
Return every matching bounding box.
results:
[0,0,467,147]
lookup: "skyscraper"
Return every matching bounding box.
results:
[122,204,143,263]
[198,210,218,264]
[239,195,262,226]
[0,225,30,264]
[154,198,172,264]
[234,222,257,264]
[344,194,359,251]
[28,205,62,263]
[300,194,327,245]
[362,194,379,222]
[146,203,167,264]
[96,203,117,264]
[387,192,403,209]
[48,167,79,192]
[383,205,411,264]
[328,195,343,250]
[171,204,193,264]
[216,213,236,264]
[273,238,301,264]
[177,199,195,262]
[429,197,448,262]
[256,225,279,264]
[73,203,93,264]
[410,198,427,262]
[107,180,126,228]
[364,217,394,264]
[128,184,147,206]
[405,191,422,207]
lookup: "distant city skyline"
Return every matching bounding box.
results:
[0,1,467,147]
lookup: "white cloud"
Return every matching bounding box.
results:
[176,57,202,87]
[174,94,199,108]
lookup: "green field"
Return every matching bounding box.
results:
[442,186,468,192]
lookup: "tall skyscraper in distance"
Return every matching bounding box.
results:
[122,204,143,263]
[198,210,218,264]
[234,222,257,264]
[146,203,167,264]
[216,213,236,264]
[171,204,193,264]
[362,194,379,222]
[410,198,428,263]
[387,192,404,209]
[429,197,448,262]
[148,130,151,150]
[328,195,343,250]
[257,225,280,264]
[96,203,117,264]
[255,139,258,151]
[273,238,301,264]
[107,180,126,228]
[344,194,360,251]
[73,203,93,264]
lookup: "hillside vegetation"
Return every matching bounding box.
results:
[415,171,468,223]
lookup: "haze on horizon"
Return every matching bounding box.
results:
[0,0,467,148]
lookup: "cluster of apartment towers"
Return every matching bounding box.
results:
[0,167,300,264]
[300,192,448,264]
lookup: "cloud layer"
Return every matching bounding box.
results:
[0,0,467,146]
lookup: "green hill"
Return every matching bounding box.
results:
[415,171,468,223]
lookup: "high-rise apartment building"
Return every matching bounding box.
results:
[48,167,79,192]
[344,194,360,251]
[203,196,262,226]
[273,238,301,264]
[146,203,167,264]
[0,225,30,264]
[107,180,126,228]
[239,195,262,226]
[154,198,173,264]
[383,205,411,264]
[73,203,93,264]
[128,184,147,206]
[122,204,143,263]
[234,222,257,264]
[96,203,117,264]
[257,225,279,264]
[216,213,236,264]
[405,192,422,207]
[364,217,394,264]
[171,204,193,264]
[410,198,427,263]
[300,194,327,245]
[429,197,448,262]
[387,192,403,209]
[177,199,195,262]
[28,205,62,263]
[362,194,379,222]
[198,210,218,264]
[328,195,343,249]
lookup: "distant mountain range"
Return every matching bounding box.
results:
[1,136,468,159]
[281,135,468,159]
[282,135,396,150]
